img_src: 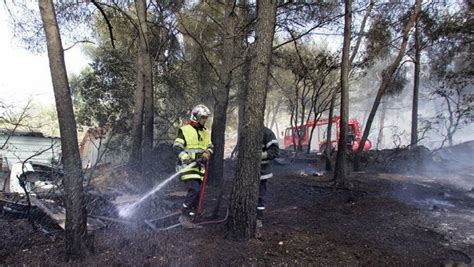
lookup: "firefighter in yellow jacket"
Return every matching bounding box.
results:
[173,104,214,219]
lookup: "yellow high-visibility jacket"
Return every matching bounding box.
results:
[173,124,213,180]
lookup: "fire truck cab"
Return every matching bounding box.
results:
[282,116,371,153]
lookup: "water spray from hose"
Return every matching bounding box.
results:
[117,162,197,218]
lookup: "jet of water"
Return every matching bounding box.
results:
[117,162,197,218]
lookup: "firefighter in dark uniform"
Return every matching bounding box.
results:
[258,126,280,227]
[173,104,214,221]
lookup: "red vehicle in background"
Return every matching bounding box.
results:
[282,116,371,153]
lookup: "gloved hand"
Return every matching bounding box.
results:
[182,157,193,165]
[202,150,211,162]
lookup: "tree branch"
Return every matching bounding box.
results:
[91,0,116,49]
[64,40,96,51]
[273,13,345,51]
[176,13,221,82]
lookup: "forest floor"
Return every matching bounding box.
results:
[1,145,473,266]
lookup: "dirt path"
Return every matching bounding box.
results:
[1,160,473,265]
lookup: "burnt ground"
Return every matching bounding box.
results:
[1,152,473,266]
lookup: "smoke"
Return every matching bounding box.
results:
[349,60,473,150]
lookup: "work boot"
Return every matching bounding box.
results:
[179,214,193,228]
[181,204,193,216]
[180,204,202,229]
[180,203,192,222]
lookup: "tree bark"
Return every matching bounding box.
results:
[326,0,373,172]
[334,0,352,183]
[209,0,237,186]
[376,100,387,150]
[231,60,249,159]
[136,0,154,177]
[411,17,420,146]
[445,95,455,147]
[231,0,251,159]
[325,90,336,171]
[354,0,421,171]
[129,45,145,169]
[349,0,374,66]
[269,101,281,133]
[38,0,88,260]
[227,0,277,240]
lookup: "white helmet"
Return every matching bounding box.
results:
[190,104,211,122]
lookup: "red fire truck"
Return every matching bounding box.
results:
[282,116,371,153]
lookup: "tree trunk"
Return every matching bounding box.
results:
[274,119,280,139]
[325,90,337,171]
[38,0,88,260]
[446,96,455,147]
[334,0,352,183]
[232,60,250,158]
[354,0,421,171]
[349,0,374,66]
[136,0,154,174]
[264,102,271,127]
[129,46,145,169]
[196,10,211,97]
[227,0,277,240]
[326,0,373,172]
[209,0,237,186]
[376,100,387,150]
[295,79,310,152]
[269,101,281,133]
[231,0,251,159]
[411,18,420,146]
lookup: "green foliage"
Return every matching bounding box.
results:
[71,2,208,142]
[418,1,473,146]
[273,44,338,126]
[385,66,408,96]
[71,47,135,129]
[3,1,94,54]
[178,1,223,99]
[362,15,391,66]
[276,1,341,30]
[427,1,472,105]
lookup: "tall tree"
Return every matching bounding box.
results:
[354,0,421,171]
[231,0,252,159]
[209,0,238,186]
[129,0,154,171]
[333,0,352,182]
[325,89,337,171]
[38,0,88,260]
[411,15,421,146]
[129,41,145,168]
[325,0,374,171]
[136,0,154,172]
[424,0,473,147]
[376,100,387,149]
[72,1,186,146]
[227,0,277,240]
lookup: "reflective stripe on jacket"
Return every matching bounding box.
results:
[173,124,213,180]
[261,126,279,180]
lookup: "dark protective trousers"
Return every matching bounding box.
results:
[183,179,202,210]
[257,179,267,219]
